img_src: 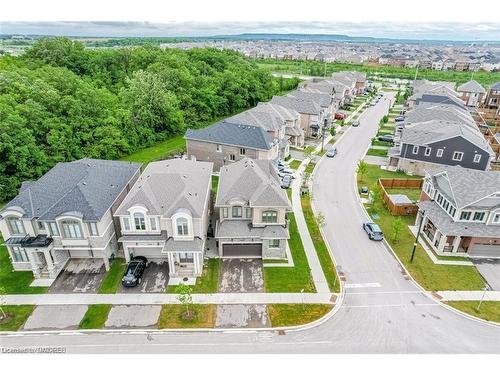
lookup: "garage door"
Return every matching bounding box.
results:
[128,247,164,261]
[69,249,93,258]
[470,244,500,258]
[222,244,262,258]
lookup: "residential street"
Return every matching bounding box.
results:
[1,92,499,353]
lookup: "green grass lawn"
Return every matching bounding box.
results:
[366,148,388,157]
[385,187,421,202]
[157,304,216,328]
[289,159,301,170]
[358,165,485,291]
[264,214,316,293]
[0,242,47,294]
[0,305,35,331]
[211,175,219,194]
[301,195,340,292]
[304,161,316,174]
[120,136,185,164]
[446,301,500,323]
[166,258,220,293]
[268,304,332,327]
[98,259,126,294]
[79,304,111,329]
[371,139,393,147]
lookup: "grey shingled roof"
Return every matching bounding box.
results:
[270,95,320,115]
[164,237,204,252]
[215,158,290,208]
[256,102,300,121]
[227,109,283,132]
[185,120,276,150]
[1,159,141,221]
[114,159,213,218]
[457,80,486,94]
[428,165,500,209]
[405,105,476,128]
[288,90,332,108]
[490,82,500,91]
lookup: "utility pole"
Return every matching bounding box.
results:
[321,117,328,153]
[414,64,419,81]
[410,210,425,263]
[324,61,327,78]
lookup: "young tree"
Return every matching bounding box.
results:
[175,283,194,320]
[391,217,403,243]
[357,160,368,183]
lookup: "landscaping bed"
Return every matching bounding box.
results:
[268,304,332,327]
[157,304,216,328]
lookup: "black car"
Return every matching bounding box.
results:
[122,256,147,287]
[363,222,384,241]
[377,135,394,143]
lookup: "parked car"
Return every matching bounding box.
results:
[281,175,292,189]
[352,120,360,127]
[360,186,369,195]
[326,148,338,158]
[335,113,346,120]
[394,116,405,122]
[363,222,384,241]
[121,256,147,287]
[377,135,394,143]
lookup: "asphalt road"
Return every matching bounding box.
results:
[1,92,499,353]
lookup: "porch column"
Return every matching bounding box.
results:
[167,253,176,275]
[43,249,56,278]
[452,236,461,253]
[437,234,447,252]
[103,256,110,271]
[194,253,201,275]
[124,245,130,263]
[27,250,41,278]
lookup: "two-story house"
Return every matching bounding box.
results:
[255,102,304,148]
[185,120,279,171]
[0,159,141,280]
[484,82,500,113]
[270,95,322,138]
[417,166,500,257]
[215,158,291,259]
[114,159,213,278]
[457,80,486,107]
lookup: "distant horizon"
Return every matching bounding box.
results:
[1,21,500,42]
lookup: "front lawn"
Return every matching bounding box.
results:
[120,135,186,164]
[166,258,220,293]
[79,304,111,329]
[264,214,316,293]
[0,305,35,331]
[0,242,47,294]
[268,304,332,327]
[157,304,216,328]
[366,148,388,157]
[358,165,485,291]
[301,195,340,292]
[289,159,301,170]
[98,259,126,294]
[446,301,500,323]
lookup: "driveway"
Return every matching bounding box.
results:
[472,258,500,290]
[105,305,161,329]
[22,305,88,331]
[118,261,169,293]
[49,259,106,293]
[215,304,270,328]
[219,259,264,293]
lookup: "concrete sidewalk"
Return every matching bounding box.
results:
[437,291,500,302]
[4,292,336,305]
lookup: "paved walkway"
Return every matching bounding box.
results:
[4,292,336,305]
[437,291,500,301]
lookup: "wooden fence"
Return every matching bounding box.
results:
[378,178,422,216]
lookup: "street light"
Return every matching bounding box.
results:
[320,117,329,153]
[410,209,425,263]
[476,286,490,312]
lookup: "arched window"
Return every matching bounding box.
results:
[6,217,25,235]
[262,210,278,223]
[176,217,189,236]
[61,220,82,238]
[133,212,146,230]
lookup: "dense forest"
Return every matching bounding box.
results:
[0,38,299,202]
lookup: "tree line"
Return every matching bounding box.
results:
[0,38,298,202]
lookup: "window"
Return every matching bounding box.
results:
[239,148,246,156]
[443,200,449,211]
[133,212,146,230]
[149,217,157,231]
[460,211,471,221]
[222,207,228,218]
[269,239,280,248]
[88,222,99,236]
[452,151,463,161]
[424,147,431,156]
[436,149,444,158]
[473,154,482,163]
[412,145,419,154]
[493,213,500,223]
[216,144,222,152]
[262,210,278,223]
[179,252,194,263]
[436,194,443,204]
[61,220,83,238]
[122,217,130,231]
[473,212,485,221]
[229,154,236,161]
[6,217,25,235]
[48,222,59,236]
[245,207,252,219]
[176,217,189,236]
[448,206,456,217]
[232,206,242,218]
[11,246,29,262]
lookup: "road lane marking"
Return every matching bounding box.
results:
[344,282,382,289]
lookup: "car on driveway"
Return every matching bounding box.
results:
[395,116,405,122]
[326,148,338,157]
[377,134,394,143]
[363,222,384,241]
[122,256,147,287]
[352,120,360,127]
[281,175,292,189]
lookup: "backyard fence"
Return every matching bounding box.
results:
[378,178,422,216]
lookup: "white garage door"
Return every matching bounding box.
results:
[128,247,164,261]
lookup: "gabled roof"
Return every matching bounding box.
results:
[227,109,283,132]
[457,80,486,94]
[216,158,290,209]
[256,102,300,122]
[185,121,276,150]
[270,95,320,115]
[490,82,500,91]
[1,159,141,221]
[114,159,213,218]
[288,90,332,108]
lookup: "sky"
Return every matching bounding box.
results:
[1,0,499,41]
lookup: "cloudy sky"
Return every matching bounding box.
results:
[1,0,499,41]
